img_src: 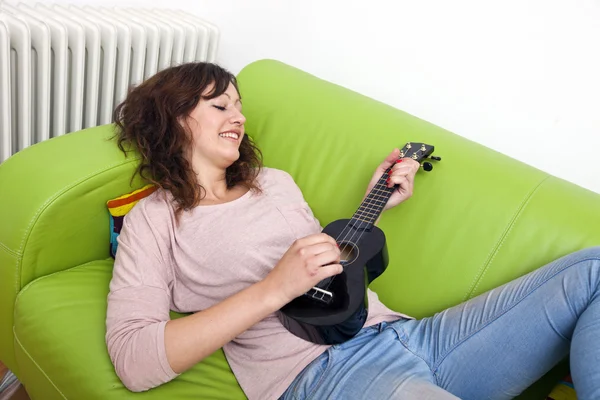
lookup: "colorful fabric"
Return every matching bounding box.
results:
[547,374,577,400]
[107,184,157,258]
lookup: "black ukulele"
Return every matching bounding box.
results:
[277,142,440,345]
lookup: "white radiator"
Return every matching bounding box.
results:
[0,3,220,163]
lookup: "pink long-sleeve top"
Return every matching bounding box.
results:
[105,167,410,400]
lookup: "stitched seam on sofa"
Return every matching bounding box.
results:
[431,256,600,379]
[0,240,20,257]
[469,177,553,297]
[16,259,102,301]
[13,159,140,295]
[468,175,552,299]
[13,327,68,399]
[462,175,550,301]
[11,259,111,398]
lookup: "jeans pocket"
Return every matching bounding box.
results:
[291,349,333,400]
[389,318,411,347]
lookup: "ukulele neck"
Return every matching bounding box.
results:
[349,142,435,231]
[350,171,395,231]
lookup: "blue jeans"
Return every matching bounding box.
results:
[280,247,600,400]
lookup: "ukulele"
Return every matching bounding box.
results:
[277,142,440,345]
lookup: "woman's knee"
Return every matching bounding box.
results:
[562,247,600,288]
[567,246,600,263]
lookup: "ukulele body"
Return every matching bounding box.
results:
[277,141,438,345]
[277,218,389,345]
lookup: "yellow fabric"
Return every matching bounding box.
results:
[107,184,156,217]
[547,384,577,400]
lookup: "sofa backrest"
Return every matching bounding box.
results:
[237,60,600,318]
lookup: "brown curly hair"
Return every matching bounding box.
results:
[113,62,264,221]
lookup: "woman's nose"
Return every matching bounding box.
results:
[231,109,246,125]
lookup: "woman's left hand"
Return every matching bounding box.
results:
[364,148,421,211]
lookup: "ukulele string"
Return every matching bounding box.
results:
[336,167,394,259]
[314,146,428,298]
[336,148,423,255]
[320,165,396,292]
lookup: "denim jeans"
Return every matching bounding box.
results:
[280,247,600,400]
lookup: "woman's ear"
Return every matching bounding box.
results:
[176,114,186,128]
[177,115,193,134]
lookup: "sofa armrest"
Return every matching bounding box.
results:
[0,124,142,373]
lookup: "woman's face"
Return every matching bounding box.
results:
[184,82,246,170]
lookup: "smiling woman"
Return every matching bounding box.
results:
[106,62,358,398]
[112,62,264,222]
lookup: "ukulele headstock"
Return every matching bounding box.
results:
[400,142,434,161]
[398,142,440,171]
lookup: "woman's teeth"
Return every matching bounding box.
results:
[219,132,239,140]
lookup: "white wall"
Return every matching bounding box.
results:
[8,0,600,193]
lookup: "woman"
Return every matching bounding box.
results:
[106,62,600,400]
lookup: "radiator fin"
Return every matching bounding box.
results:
[0,3,220,163]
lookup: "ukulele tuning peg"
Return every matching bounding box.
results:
[421,162,433,172]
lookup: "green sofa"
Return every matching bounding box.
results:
[1,59,599,399]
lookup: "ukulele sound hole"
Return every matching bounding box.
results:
[339,242,358,266]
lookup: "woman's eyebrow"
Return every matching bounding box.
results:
[222,93,242,104]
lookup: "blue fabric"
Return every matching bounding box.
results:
[281,247,600,400]
[109,213,118,259]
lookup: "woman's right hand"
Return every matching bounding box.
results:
[265,233,344,305]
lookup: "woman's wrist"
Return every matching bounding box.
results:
[257,276,290,311]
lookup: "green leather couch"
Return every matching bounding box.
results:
[1,59,599,399]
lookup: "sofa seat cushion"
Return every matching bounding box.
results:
[13,259,246,399]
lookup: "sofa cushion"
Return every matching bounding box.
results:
[13,259,245,399]
[106,184,157,258]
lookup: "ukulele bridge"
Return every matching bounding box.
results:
[304,286,334,304]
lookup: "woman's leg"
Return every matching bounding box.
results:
[390,247,600,400]
[281,323,462,400]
